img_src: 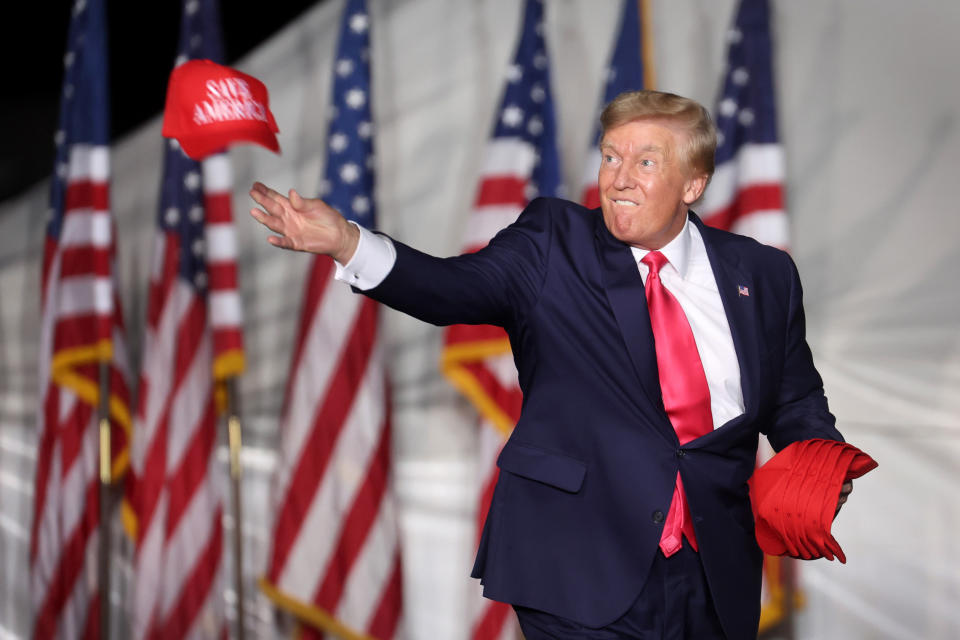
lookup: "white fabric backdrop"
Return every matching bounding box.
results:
[1,0,958,638]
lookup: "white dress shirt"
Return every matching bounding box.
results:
[335,216,745,430]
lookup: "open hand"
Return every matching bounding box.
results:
[249,181,360,263]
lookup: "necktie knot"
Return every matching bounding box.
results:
[641,250,668,278]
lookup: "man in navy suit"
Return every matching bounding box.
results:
[250,90,851,639]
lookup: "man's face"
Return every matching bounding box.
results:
[598,119,707,250]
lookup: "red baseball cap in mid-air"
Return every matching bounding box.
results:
[162,59,280,160]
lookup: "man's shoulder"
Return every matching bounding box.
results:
[695,216,791,267]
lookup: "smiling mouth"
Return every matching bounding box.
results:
[611,199,638,206]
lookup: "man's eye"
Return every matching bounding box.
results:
[640,159,655,167]
[603,155,618,164]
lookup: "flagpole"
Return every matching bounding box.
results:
[97,360,112,640]
[639,0,657,89]
[226,379,246,640]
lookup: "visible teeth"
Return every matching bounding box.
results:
[613,199,636,205]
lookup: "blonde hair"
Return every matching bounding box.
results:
[600,90,717,178]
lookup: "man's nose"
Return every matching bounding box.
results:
[612,163,634,189]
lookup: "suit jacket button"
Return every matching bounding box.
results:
[676,449,686,458]
[652,510,664,523]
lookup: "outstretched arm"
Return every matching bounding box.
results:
[249,181,360,264]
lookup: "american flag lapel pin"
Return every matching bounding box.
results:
[738,285,750,297]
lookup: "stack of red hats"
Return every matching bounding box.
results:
[162,59,280,161]
[749,439,877,563]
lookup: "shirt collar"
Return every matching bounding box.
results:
[629,215,692,280]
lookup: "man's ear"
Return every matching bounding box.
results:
[683,172,709,205]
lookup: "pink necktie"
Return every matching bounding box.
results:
[642,251,713,556]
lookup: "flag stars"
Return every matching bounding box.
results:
[64,51,75,68]
[184,171,201,191]
[175,54,189,68]
[64,84,74,99]
[358,121,373,139]
[57,162,69,180]
[191,34,203,50]
[530,84,545,103]
[73,0,86,16]
[533,52,547,70]
[336,58,354,77]
[185,0,199,15]
[165,207,180,227]
[732,67,750,86]
[727,27,742,44]
[350,13,369,34]
[345,88,366,109]
[54,130,65,146]
[527,116,543,136]
[506,64,523,83]
[501,105,524,128]
[189,205,204,223]
[329,133,349,152]
[716,130,726,148]
[719,97,738,117]
[738,108,755,127]
[340,163,361,184]
[318,179,331,197]
[192,238,205,257]
[352,195,370,215]
[194,271,208,290]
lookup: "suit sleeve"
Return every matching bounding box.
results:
[360,197,553,329]
[763,253,844,451]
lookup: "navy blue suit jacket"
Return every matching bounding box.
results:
[363,198,842,640]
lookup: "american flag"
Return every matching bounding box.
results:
[698,0,788,249]
[700,1,793,633]
[440,1,562,638]
[579,0,652,208]
[32,0,133,637]
[126,0,245,637]
[260,1,402,638]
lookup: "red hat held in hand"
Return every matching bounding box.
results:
[749,439,877,564]
[162,59,280,161]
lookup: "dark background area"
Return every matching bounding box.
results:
[2,0,325,202]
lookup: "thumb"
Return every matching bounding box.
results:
[289,188,305,210]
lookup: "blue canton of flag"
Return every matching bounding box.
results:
[698,0,789,248]
[48,0,110,240]
[490,0,562,200]
[595,0,647,144]
[580,0,649,208]
[320,0,376,226]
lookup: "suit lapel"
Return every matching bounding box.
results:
[694,215,761,420]
[593,217,672,436]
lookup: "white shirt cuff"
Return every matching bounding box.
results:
[334,221,397,290]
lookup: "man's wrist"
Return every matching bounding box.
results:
[333,219,362,264]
